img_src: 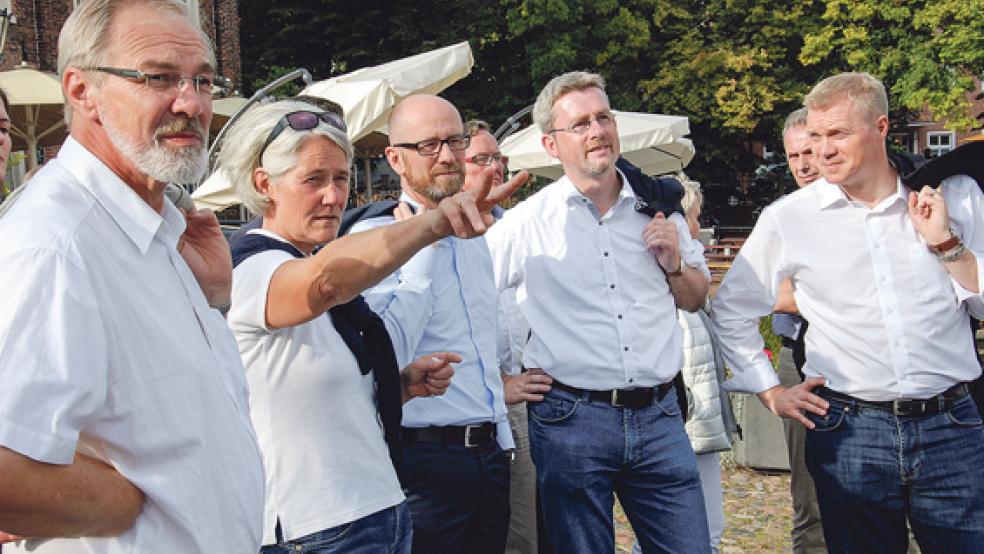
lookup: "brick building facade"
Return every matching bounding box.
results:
[1,0,241,87]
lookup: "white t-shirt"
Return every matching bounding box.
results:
[0,137,265,553]
[227,231,405,545]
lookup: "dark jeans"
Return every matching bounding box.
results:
[806,393,984,553]
[260,502,412,554]
[397,438,511,554]
[529,386,710,554]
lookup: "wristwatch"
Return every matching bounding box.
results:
[929,229,966,263]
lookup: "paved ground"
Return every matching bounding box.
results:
[615,465,794,553]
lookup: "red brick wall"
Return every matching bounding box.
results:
[1,0,240,88]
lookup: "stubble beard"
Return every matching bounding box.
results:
[100,109,209,185]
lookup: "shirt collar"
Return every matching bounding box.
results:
[815,176,907,212]
[560,169,635,209]
[58,136,185,254]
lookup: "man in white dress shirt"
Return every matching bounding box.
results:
[0,0,264,550]
[485,71,713,553]
[712,72,984,553]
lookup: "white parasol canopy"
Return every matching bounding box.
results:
[194,42,475,211]
[499,110,695,180]
[0,67,66,169]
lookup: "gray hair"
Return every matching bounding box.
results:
[57,0,216,127]
[678,174,703,217]
[782,107,808,138]
[804,72,888,123]
[533,71,607,133]
[217,100,354,215]
[465,119,492,137]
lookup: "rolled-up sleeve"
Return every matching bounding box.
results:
[670,212,711,279]
[942,175,984,319]
[710,209,784,394]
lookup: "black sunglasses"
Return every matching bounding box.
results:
[259,110,347,159]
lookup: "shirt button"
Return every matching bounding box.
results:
[629,378,635,383]
[624,346,629,351]
[599,221,603,226]
[610,284,616,289]
[617,314,623,319]
[604,252,609,257]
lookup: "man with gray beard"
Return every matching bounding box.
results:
[0,0,264,551]
[348,94,520,554]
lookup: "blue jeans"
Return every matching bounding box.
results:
[529,386,710,554]
[397,439,511,554]
[260,502,411,553]
[806,393,984,553]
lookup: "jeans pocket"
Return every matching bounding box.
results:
[946,397,984,427]
[528,394,579,424]
[806,401,847,432]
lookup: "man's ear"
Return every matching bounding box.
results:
[385,146,404,175]
[875,115,890,139]
[62,67,100,123]
[541,133,560,160]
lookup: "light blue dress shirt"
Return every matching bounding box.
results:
[349,196,513,449]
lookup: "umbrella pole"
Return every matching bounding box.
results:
[364,158,373,200]
[26,106,38,170]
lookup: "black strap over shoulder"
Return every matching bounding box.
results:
[231,231,404,467]
[615,157,685,218]
[338,200,405,237]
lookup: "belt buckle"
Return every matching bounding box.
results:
[464,425,481,448]
[892,399,926,417]
[610,389,626,408]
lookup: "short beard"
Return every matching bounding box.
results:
[587,159,613,177]
[101,111,208,185]
[402,153,463,204]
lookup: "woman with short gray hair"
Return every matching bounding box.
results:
[219,99,513,553]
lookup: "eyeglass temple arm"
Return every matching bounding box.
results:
[204,68,313,182]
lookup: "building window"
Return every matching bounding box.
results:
[926,131,955,158]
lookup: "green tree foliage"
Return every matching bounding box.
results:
[239,0,984,188]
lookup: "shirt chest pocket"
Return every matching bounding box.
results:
[907,243,954,303]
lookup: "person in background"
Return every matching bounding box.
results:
[462,119,552,554]
[633,177,739,554]
[772,107,826,554]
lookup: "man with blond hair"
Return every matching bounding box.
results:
[713,72,984,552]
[485,71,712,553]
[0,0,266,549]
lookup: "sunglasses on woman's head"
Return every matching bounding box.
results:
[259,110,348,159]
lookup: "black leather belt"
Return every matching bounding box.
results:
[401,423,497,448]
[552,380,673,409]
[817,383,969,417]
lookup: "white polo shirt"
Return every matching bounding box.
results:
[227,231,405,545]
[0,137,264,552]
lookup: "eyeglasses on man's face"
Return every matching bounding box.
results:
[548,113,616,135]
[393,134,470,156]
[259,110,348,159]
[84,66,231,97]
[465,152,509,167]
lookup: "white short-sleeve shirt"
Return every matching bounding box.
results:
[0,137,265,552]
[227,230,404,545]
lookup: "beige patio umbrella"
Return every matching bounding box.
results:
[500,110,695,180]
[0,67,66,169]
[194,41,475,211]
